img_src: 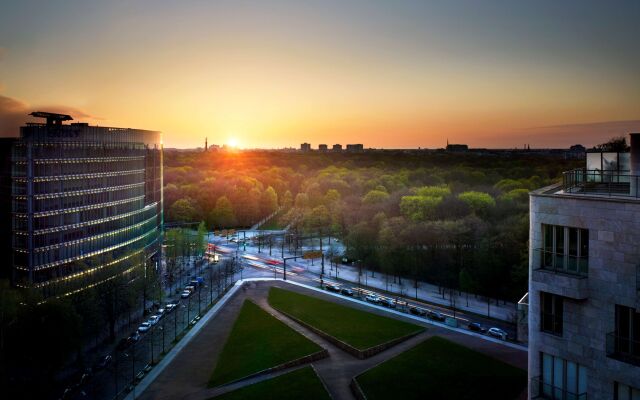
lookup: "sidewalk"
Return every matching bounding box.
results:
[298,259,517,323]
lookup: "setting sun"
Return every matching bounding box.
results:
[227,137,239,148]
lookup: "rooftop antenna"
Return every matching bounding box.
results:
[29,111,73,126]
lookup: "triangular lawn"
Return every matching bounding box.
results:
[209,300,322,387]
[356,336,526,400]
[211,366,331,400]
[269,287,423,350]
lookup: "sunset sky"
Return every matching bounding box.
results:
[0,0,639,149]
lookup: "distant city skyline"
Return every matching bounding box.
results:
[0,0,639,148]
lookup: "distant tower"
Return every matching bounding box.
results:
[205,137,208,152]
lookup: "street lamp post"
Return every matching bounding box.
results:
[150,326,154,365]
[319,231,325,277]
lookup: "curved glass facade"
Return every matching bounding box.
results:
[11,123,163,299]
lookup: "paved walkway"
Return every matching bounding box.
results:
[138,280,527,400]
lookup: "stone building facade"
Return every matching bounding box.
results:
[528,137,640,399]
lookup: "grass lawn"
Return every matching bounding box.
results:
[211,366,331,400]
[268,287,423,350]
[356,336,527,400]
[209,300,322,387]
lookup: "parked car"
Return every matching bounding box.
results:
[157,308,166,317]
[410,306,427,316]
[185,285,196,293]
[94,355,112,370]
[427,311,446,322]
[165,302,178,312]
[365,294,380,303]
[488,327,508,340]
[380,298,396,308]
[341,288,354,296]
[468,322,486,333]
[79,368,92,385]
[138,322,152,333]
[325,283,340,292]
[148,315,160,325]
[181,290,191,299]
[117,331,140,350]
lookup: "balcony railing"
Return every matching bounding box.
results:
[531,377,587,400]
[606,332,640,367]
[535,249,588,277]
[563,168,640,198]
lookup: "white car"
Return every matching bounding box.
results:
[157,308,165,317]
[148,315,160,325]
[365,294,380,303]
[165,303,177,312]
[180,290,191,299]
[488,327,508,340]
[138,322,151,333]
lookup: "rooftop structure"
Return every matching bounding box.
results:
[446,143,469,152]
[528,133,640,398]
[346,144,364,153]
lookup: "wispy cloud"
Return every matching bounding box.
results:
[478,120,640,148]
[518,120,640,148]
[0,94,28,137]
[0,92,102,137]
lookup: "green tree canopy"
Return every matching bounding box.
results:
[208,196,237,228]
[362,189,390,205]
[457,191,495,213]
[260,186,279,215]
[168,198,198,222]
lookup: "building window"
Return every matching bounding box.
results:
[541,292,563,335]
[607,305,640,366]
[615,382,640,400]
[539,352,587,399]
[541,224,588,275]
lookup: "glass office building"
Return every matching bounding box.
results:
[10,112,163,299]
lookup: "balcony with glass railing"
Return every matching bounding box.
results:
[531,377,587,400]
[535,249,588,277]
[606,332,640,367]
[563,168,640,198]
[561,151,640,198]
[532,249,588,299]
